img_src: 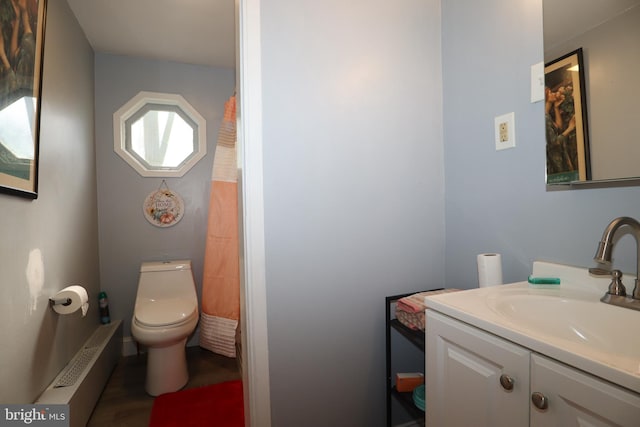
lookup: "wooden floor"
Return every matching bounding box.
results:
[87,346,241,427]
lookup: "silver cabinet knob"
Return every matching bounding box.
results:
[531,392,549,410]
[499,374,514,391]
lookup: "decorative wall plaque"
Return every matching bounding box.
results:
[143,180,184,227]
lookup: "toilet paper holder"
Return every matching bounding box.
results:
[49,297,72,306]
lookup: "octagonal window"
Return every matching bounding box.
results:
[114,92,206,177]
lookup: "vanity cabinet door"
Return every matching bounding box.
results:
[530,354,640,427]
[426,310,530,427]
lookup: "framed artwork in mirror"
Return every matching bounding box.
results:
[0,0,47,199]
[544,48,590,185]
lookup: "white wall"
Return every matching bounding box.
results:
[259,1,444,425]
[94,54,235,346]
[443,0,640,290]
[0,0,99,403]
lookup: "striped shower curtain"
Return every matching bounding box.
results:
[199,95,239,358]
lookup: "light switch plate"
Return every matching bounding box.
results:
[531,62,545,103]
[495,112,515,150]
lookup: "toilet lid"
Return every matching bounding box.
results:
[135,298,197,327]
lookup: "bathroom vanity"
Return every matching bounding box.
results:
[424,261,640,426]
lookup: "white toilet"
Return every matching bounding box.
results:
[131,260,199,396]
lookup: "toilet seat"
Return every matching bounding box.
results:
[135,298,197,327]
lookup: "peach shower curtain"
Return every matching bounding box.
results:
[199,95,239,358]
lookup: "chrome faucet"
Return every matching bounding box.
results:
[591,216,640,311]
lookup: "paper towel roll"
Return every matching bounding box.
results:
[52,285,89,316]
[477,253,503,288]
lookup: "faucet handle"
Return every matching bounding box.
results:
[607,270,627,296]
[589,268,627,296]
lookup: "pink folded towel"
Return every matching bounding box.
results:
[395,289,461,330]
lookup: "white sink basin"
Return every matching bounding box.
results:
[486,290,640,364]
[424,261,640,393]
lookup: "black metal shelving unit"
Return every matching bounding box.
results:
[385,290,441,427]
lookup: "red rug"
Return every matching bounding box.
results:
[149,380,244,427]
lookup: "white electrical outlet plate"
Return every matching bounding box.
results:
[495,112,515,150]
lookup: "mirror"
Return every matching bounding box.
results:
[544,0,640,188]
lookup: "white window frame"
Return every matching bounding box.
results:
[113,91,207,177]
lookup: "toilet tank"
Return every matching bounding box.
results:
[137,260,196,300]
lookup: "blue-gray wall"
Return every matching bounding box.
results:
[94,54,235,347]
[0,0,98,403]
[443,0,640,291]
[261,1,444,425]
[259,0,640,426]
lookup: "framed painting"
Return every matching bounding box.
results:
[0,0,47,199]
[544,48,591,185]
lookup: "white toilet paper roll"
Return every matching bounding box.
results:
[477,253,503,288]
[52,285,89,317]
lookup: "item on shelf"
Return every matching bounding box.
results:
[98,291,110,324]
[413,384,425,411]
[395,289,461,331]
[386,290,440,427]
[396,372,424,392]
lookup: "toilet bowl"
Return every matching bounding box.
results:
[131,260,199,396]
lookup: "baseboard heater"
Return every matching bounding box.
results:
[36,320,122,427]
